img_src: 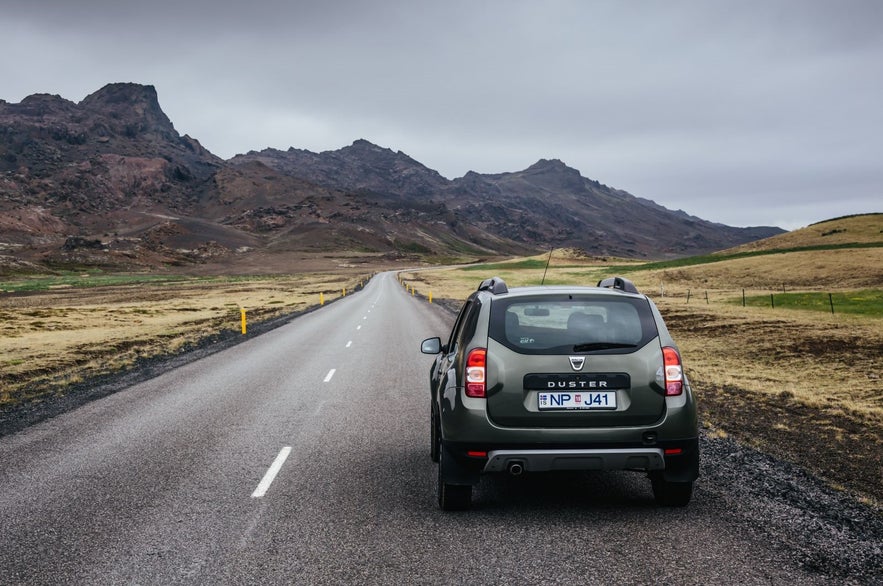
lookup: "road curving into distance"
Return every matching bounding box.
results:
[0,271,879,584]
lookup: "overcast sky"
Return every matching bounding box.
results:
[2,0,881,230]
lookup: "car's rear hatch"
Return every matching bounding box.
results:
[484,293,666,428]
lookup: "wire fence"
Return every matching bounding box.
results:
[652,285,880,316]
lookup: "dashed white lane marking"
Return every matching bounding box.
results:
[324,369,336,382]
[357,325,362,330]
[346,341,352,348]
[251,446,292,498]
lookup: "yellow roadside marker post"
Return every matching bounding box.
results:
[240,308,247,334]
[320,292,324,306]
[429,291,433,304]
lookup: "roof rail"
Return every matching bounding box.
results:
[597,276,639,294]
[477,276,509,295]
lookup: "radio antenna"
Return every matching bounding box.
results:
[540,248,553,285]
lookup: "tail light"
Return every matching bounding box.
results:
[465,348,487,398]
[662,346,683,396]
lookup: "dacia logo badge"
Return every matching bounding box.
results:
[569,356,585,371]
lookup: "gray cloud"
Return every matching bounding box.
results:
[2,0,881,229]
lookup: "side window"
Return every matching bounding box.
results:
[445,296,482,354]
[455,299,481,348]
[445,300,472,353]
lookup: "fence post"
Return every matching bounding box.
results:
[770,293,775,308]
[829,293,835,315]
[742,289,746,307]
[686,289,691,304]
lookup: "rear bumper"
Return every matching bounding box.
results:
[483,448,665,473]
[441,437,699,486]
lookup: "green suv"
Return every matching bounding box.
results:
[420,276,699,510]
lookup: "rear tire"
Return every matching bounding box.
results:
[437,449,471,511]
[650,474,693,507]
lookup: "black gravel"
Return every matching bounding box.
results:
[699,433,883,583]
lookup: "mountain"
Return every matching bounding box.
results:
[0,84,235,267]
[0,83,784,273]
[443,159,782,256]
[233,139,450,198]
[233,149,783,258]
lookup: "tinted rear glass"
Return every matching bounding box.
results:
[489,294,658,354]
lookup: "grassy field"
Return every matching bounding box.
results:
[0,272,371,408]
[399,216,883,506]
[740,289,883,316]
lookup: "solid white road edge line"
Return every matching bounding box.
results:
[324,369,336,382]
[251,446,292,498]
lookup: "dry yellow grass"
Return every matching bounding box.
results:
[653,299,882,418]
[643,248,883,291]
[0,273,366,406]
[725,213,883,252]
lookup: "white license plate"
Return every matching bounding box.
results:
[538,391,617,410]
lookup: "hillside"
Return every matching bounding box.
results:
[720,213,883,253]
[639,214,883,290]
[1,82,786,273]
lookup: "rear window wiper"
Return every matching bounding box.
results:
[573,342,638,352]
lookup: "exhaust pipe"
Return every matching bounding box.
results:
[508,462,524,476]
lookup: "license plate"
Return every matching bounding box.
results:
[538,391,617,410]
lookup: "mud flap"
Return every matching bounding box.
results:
[439,444,481,486]
[661,438,700,482]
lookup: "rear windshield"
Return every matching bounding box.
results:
[489,294,658,355]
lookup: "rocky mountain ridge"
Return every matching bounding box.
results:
[234,147,780,258]
[0,82,783,273]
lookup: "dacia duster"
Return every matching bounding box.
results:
[421,276,699,510]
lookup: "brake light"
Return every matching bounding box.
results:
[465,348,487,398]
[662,346,683,396]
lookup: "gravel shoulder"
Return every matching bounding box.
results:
[699,432,882,583]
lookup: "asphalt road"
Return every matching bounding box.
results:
[0,272,879,585]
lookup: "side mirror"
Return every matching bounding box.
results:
[421,337,442,354]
